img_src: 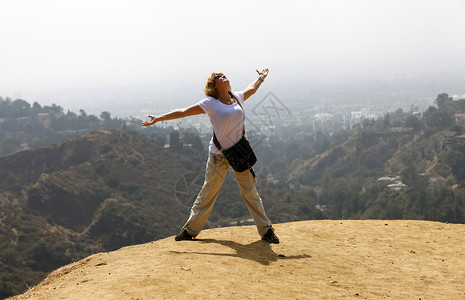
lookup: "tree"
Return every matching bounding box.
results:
[11,99,31,117]
[269,158,287,172]
[426,110,454,129]
[0,279,13,298]
[169,130,182,151]
[151,133,166,147]
[425,188,465,223]
[100,111,112,121]
[435,93,453,110]
[383,113,390,131]
[32,101,42,114]
[404,115,422,131]
[43,103,64,115]
[401,165,427,189]
[439,150,465,183]
[182,131,203,151]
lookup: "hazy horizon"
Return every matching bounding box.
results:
[1,0,465,117]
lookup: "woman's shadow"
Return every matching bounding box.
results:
[171,239,311,266]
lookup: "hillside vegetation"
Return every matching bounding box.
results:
[291,94,465,221]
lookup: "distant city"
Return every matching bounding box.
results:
[5,72,465,136]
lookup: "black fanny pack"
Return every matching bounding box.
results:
[212,94,257,173]
[214,134,257,172]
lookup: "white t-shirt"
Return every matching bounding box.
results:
[197,91,245,155]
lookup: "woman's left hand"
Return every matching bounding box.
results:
[256,68,269,80]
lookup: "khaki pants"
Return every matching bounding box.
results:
[182,152,272,238]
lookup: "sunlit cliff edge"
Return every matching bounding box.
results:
[8,220,465,300]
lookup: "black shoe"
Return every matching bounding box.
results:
[175,229,193,241]
[262,227,279,244]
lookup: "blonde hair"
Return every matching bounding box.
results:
[204,72,232,98]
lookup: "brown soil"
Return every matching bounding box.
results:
[9,220,465,299]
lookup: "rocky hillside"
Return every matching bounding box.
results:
[291,128,457,188]
[0,130,198,297]
[8,220,465,300]
[1,130,195,243]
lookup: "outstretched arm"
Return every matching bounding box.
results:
[141,104,204,127]
[242,68,269,101]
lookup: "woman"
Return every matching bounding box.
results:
[142,69,279,243]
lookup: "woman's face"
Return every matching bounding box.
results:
[214,74,229,88]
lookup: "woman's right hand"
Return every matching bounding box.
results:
[141,115,157,127]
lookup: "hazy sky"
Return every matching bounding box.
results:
[1,0,464,111]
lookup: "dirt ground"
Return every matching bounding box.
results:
[9,220,465,299]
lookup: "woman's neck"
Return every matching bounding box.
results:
[216,89,232,104]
